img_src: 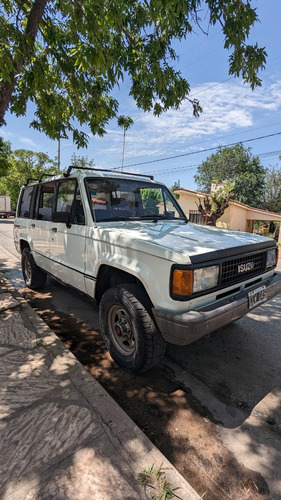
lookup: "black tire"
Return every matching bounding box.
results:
[99,284,166,373]
[22,247,47,290]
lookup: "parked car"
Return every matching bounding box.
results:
[14,167,281,372]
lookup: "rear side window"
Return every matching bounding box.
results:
[18,186,34,218]
[36,182,55,221]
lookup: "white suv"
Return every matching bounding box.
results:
[14,167,281,372]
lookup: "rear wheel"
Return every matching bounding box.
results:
[22,247,47,290]
[99,284,166,373]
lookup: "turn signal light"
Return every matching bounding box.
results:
[172,269,193,296]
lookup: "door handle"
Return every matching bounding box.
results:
[51,227,57,232]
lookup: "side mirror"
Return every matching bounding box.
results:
[52,211,71,227]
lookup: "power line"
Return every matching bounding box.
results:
[149,149,281,176]
[125,120,281,167]
[190,77,234,97]
[258,150,281,158]
[150,164,198,175]
[123,131,281,169]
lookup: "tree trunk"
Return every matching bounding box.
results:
[0,0,48,125]
[197,195,231,226]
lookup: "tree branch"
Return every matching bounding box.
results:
[0,0,48,125]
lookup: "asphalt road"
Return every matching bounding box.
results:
[1,219,281,499]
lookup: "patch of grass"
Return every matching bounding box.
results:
[37,337,47,347]
[137,463,179,499]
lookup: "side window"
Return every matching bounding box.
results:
[18,186,34,218]
[36,182,55,221]
[56,179,85,225]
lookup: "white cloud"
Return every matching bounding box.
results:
[45,75,281,172]
[114,77,281,162]
[19,137,37,147]
[0,129,38,148]
[0,129,14,140]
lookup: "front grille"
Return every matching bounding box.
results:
[221,251,265,286]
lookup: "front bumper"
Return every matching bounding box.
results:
[152,271,281,346]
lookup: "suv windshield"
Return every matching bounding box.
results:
[85,178,186,222]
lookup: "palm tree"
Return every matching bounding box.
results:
[117,115,134,172]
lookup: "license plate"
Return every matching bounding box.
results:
[248,285,267,309]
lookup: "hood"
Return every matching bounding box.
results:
[96,220,273,264]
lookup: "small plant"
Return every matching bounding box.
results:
[137,463,179,500]
[37,337,47,348]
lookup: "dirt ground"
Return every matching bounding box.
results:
[25,288,272,500]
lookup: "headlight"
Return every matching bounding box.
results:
[266,248,278,269]
[193,266,219,293]
[172,265,219,297]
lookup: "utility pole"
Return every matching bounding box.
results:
[57,135,68,172]
[58,137,61,172]
[121,127,126,172]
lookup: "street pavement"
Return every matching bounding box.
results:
[0,273,200,500]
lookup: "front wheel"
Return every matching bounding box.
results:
[99,284,166,373]
[22,247,47,290]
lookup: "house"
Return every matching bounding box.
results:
[175,187,281,245]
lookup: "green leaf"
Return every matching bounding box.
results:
[194,143,266,207]
[0,0,268,140]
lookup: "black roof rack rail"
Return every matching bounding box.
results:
[64,165,154,180]
[24,173,54,186]
[24,178,39,186]
[39,173,54,182]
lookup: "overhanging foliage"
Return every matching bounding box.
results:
[0,1,266,146]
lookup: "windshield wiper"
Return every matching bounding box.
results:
[96,215,188,223]
[139,214,169,220]
[95,216,129,222]
[139,214,187,222]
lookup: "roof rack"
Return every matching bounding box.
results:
[64,165,154,180]
[39,173,53,182]
[24,178,39,186]
[24,172,56,186]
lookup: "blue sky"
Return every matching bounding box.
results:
[2,0,281,191]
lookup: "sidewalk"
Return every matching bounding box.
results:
[0,273,200,500]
